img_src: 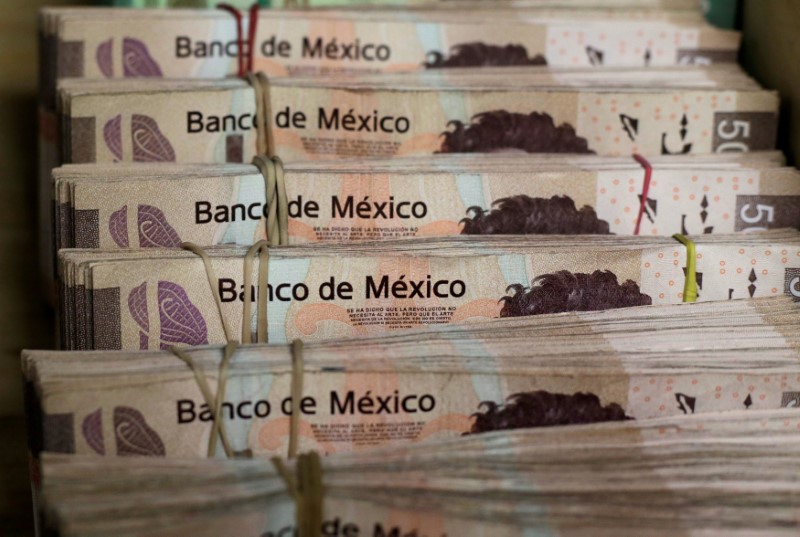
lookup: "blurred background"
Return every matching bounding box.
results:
[0,0,797,535]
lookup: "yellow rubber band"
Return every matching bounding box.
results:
[672,234,698,303]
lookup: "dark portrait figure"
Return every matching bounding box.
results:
[439,111,594,154]
[500,270,653,317]
[468,390,632,434]
[424,43,547,68]
[461,195,611,235]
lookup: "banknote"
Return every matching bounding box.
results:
[34,3,733,297]
[36,408,800,535]
[24,296,800,460]
[52,153,799,250]
[110,0,269,6]
[42,5,733,93]
[57,230,800,349]
[108,0,703,8]
[57,68,778,167]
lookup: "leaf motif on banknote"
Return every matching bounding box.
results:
[113,406,166,457]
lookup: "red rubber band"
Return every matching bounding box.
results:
[218,3,245,77]
[632,153,653,236]
[247,4,260,73]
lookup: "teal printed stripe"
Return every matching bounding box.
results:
[221,174,265,245]
[264,258,312,344]
[455,173,487,214]
[498,254,530,289]
[217,372,275,457]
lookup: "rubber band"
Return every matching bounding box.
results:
[246,72,268,156]
[218,4,261,76]
[271,452,324,537]
[245,74,275,157]
[246,4,260,73]
[288,339,304,459]
[181,242,236,343]
[673,234,698,303]
[252,155,288,245]
[256,72,275,157]
[169,341,239,458]
[241,240,271,343]
[217,4,245,77]
[632,154,653,236]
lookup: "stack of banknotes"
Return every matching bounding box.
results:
[36,4,743,283]
[57,230,800,349]
[39,406,800,536]
[45,63,781,286]
[106,0,704,8]
[56,66,776,165]
[27,0,800,535]
[52,152,798,250]
[24,296,800,460]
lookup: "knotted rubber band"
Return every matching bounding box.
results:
[673,234,698,303]
[252,155,288,245]
[169,341,239,458]
[244,73,275,157]
[632,154,653,236]
[271,452,323,537]
[288,339,304,459]
[246,72,268,156]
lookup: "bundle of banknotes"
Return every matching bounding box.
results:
[106,0,704,9]
[57,230,800,349]
[42,65,779,288]
[35,4,740,282]
[42,5,734,152]
[39,407,800,535]
[25,296,800,461]
[42,4,728,88]
[52,152,799,250]
[28,1,800,535]
[57,66,776,165]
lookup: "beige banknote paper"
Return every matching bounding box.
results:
[52,152,798,250]
[58,231,800,350]
[25,296,800,460]
[39,406,800,536]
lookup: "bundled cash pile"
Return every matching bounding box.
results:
[25,0,800,535]
[53,152,797,249]
[58,230,800,349]
[24,297,800,461]
[39,407,800,536]
[107,0,704,8]
[56,66,776,166]
[36,4,744,284]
